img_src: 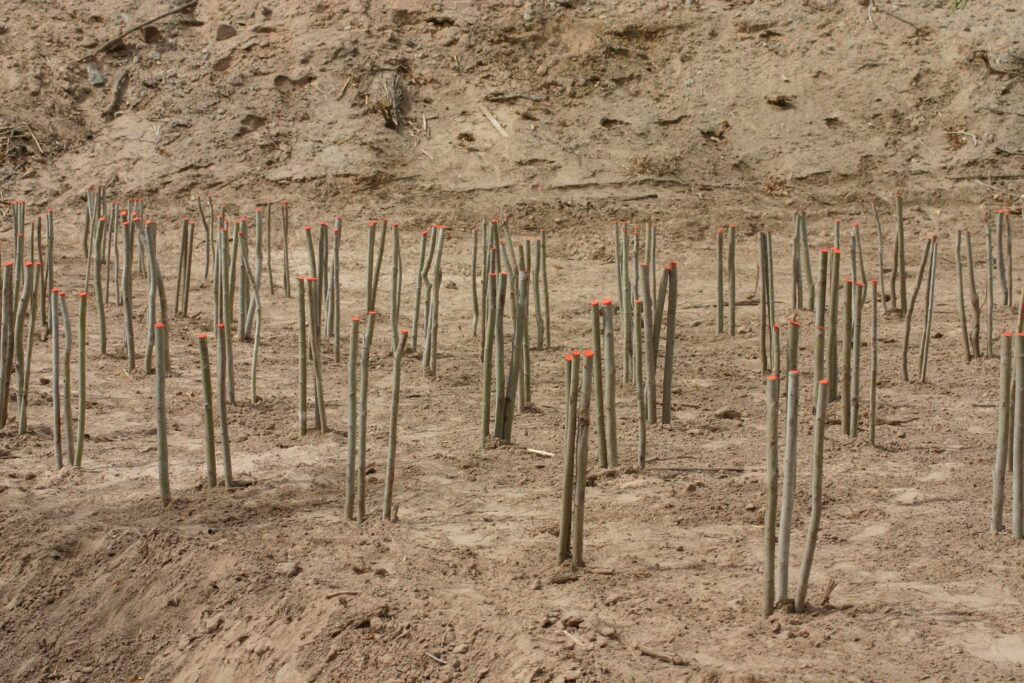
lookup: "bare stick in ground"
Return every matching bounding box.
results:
[571,350,594,571]
[966,231,982,359]
[955,230,972,363]
[634,299,647,468]
[764,374,780,617]
[198,334,217,489]
[871,202,890,313]
[50,289,62,469]
[714,228,724,335]
[345,316,360,520]
[590,302,607,468]
[918,236,939,383]
[994,332,1013,532]
[481,273,496,447]
[728,225,737,336]
[357,311,377,522]
[215,322,233,488]
[558,352,580,564]
[850,282,864,437]
[987,224,995,356]
[74,292,87,466]
[1013,332,1024,539]
[661,263,678,425]
[602,299,619,467]
[869,280,879,445]
[297,278,307,435]
[795,378,828,613]
[58,294,74,465]
[154,323,170,504]
[777,369,800,603]
[901,239,932,381]
[382,329,409,521]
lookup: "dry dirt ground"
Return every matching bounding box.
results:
[3,0,1024,681]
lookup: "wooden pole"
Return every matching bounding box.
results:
[764,374,780,616]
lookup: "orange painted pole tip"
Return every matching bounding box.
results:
[832,247,840,254]
[767,374,778,381]
[788,320,800,327]
[400,328,409,335]
[583,350,595,359]
[367,310,377,316]
[590,300,599,307]
[155,322,166,330]
[790,369,800,375]
[197,333,208,340]
[78,292,87,298]
[2,261,11,267]
[571,350,581,358]
[563,354,573,362]
[51,287,59,293]
[602,298,613,306]
[1003,331,1014,337]
[217,323,225,329]
[819,379,829,385]
[351,316,360,322]
[856,281,865,287]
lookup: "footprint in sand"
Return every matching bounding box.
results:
[892,488,922,506]
[958,631,1024,665]
[851,523,889,542]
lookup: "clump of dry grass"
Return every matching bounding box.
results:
[629,152,682,177]
[374,69,405,130]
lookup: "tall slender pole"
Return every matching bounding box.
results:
[795,378,828,613]
[215,322,233,488]
[776,370,799,602]
[763,374,780,617]
[357,311,376,522]
[558,352,580,564]
[74,292,87,467]
[994,332,1013,532]
[345,316,360,520]
[154,323,170,504]
[1013,333,1024,539]
[198,334,217,489]
[382,329,409,520]
[571,350,594,571]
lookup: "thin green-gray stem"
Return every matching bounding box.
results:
[215,322,233,488]
[558,353,580,564]
[154,323,170,504]
[994,332,1012,532]
[74,292,87,466]
[591,303,607,468]
[297,278,307,435]
[382,330,409,521]
[571,351,594,571]
[764,374,780,616]
[795,379,828,613]
[869,281,879,445]
[776,370,799,603]
[345,316,361,520]
[357,311,376,522]
[198,334,217,488]
[901,239,932,382]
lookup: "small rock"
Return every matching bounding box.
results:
[598,625,617,639]
[275,561,300,577]
[714,408,741,419]
[216,24,237,40]
[203,615,223,633]
[561,613,584,628]
[452,644,469,654]
[86,64,105,87]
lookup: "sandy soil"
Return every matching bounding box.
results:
[3,1,1024,681]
